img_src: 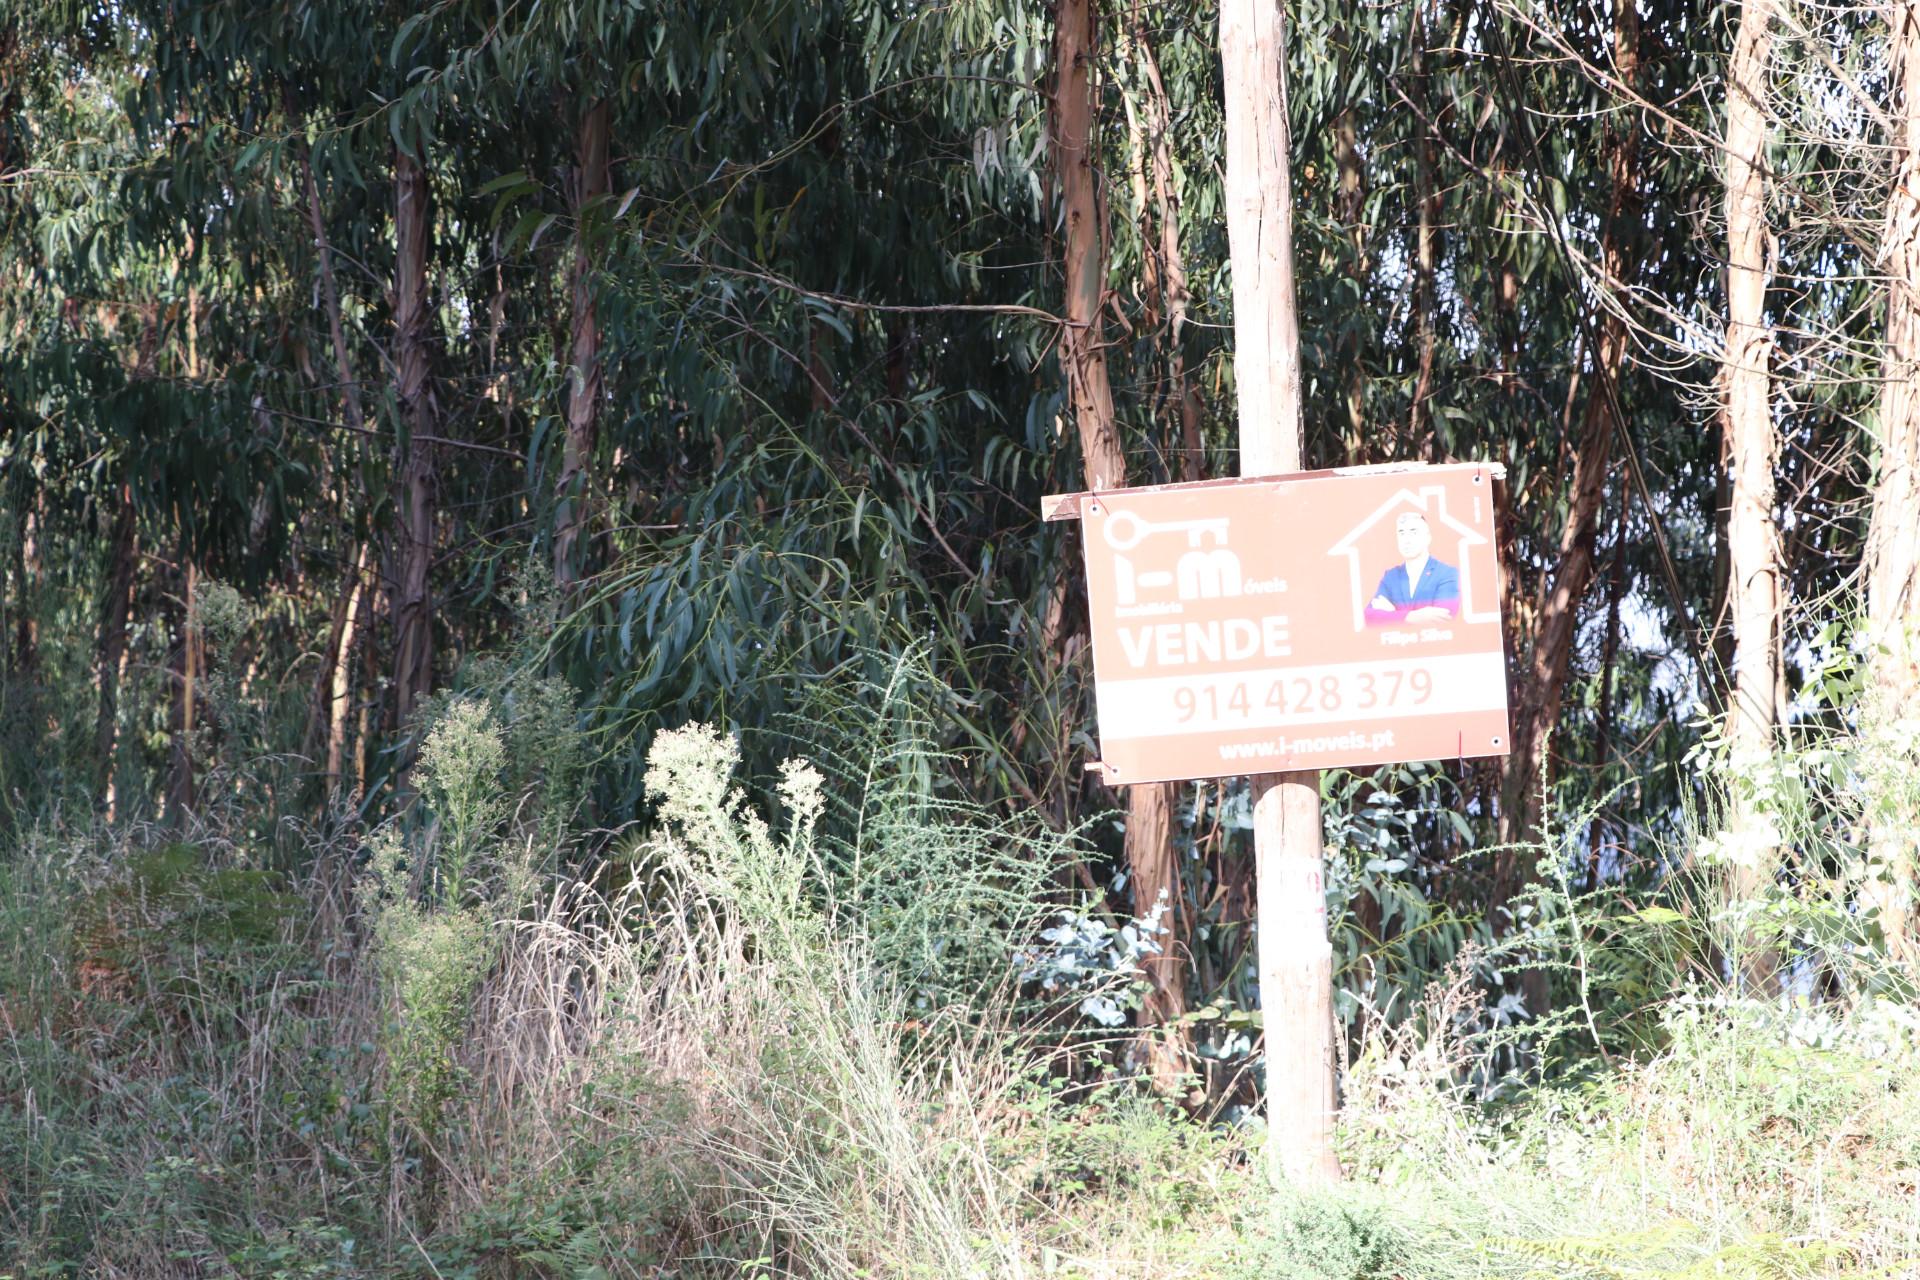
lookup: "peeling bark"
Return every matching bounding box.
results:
[1051,0,1125,491]
[1706,402,1736,713]
[555,98,611,589]
[1128,12,1203,479]
[1050,0,1188,1090]
[297,129,372,794]
[391,144,437,735]
[326,544,368,796]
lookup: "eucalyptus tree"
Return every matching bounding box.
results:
[478,0,1079,840]
[1866,2,1920,964]
[1,3,315,821]
[1499,0,1646,878]
[1499,0,1920,989]
[1721,0,1783,985]
[6,0,1860,1064]
[121,0,625,761]
[92,0,371,786]
[429,0,652,589]
[1046,0,1194,1085]
[387,57,440,736]
[1118,8,1207,481]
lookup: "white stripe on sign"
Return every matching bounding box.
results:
[1094,651,1506,740]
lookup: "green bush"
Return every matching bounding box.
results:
[1230,1190,1417,1280]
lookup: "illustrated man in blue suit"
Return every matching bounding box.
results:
[1366,512,1460,625]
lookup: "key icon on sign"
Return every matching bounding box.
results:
[1099,507,1241,605]
[1101,508,1230,551]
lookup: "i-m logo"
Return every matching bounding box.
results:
[1101,508,1242,605]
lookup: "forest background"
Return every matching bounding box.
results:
[4,0,1920,1275]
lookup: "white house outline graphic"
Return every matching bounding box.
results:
[1326,485,1497,632]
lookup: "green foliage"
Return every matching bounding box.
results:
[0,0,1759,1028]
[997,1074,1232,1217]
[373,892,490,1141]
[0,831,361,1270]
[71,841,298,1014]
[637,648,1074,1013]
[1234,1190,1416,1280]
[358,698,537,1145]
[225,1220,364,1280]
[632,708,1138,1278]
[414,699,509,904]
[1480,1225,1863,1279]
[787,650,1071,1006]
[194,578,249,651]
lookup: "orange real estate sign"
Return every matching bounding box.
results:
[1045,463,1511,784]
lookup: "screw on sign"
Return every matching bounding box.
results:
[1044,462,1512,783]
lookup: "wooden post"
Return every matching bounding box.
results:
[1219,0,1341,1185]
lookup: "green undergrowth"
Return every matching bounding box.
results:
[4,694,1919,1277]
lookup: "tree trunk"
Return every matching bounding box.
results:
[1335,105,1369,459]
[304,548,355,770]
[1050,0,1189,1089]
[8,489,35,680]
[95,483,136,800]
[1864,0,1920,966]
[391,144,437,734]
[1129,12,1203,479]
[300,129,364,434]
[1053,0,1124,492]
[165,553,201,824]
[1495,0,1642,1010]
[1219,0,1340,1186]
[1587,487,1630,891]
[1408,0,1439,459]
[554,97,611,589]
[305,537,368,799]
[357,610,377,797]
[1706,401,1736,712]
[326,543,368,796]
[297,134,372,794]
[1129,777,1188,1070]
[1721,0,1781,988]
